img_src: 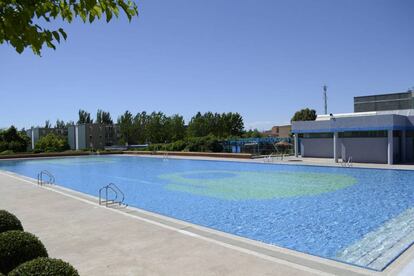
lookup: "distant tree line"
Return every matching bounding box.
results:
[116,111,245,145]
[1,107,315,154]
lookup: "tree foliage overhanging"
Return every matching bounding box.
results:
[0,0,138,55]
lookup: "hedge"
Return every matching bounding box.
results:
[0,231,48,274]
[9,257,79,276]
[0,210,24,233]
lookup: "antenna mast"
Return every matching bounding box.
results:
[323,85,328,115]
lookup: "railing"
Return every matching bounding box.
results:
[347,156,353,167]
[37,170,55,185]
[163,152,169,161]
[99,183,127,207]
[341,156,353,168]
[263,154,285,163]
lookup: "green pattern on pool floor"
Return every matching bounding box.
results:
[159,170,357,200]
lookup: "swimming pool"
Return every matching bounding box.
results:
[1,155,414,271]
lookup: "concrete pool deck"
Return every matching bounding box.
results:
[1,156,414,275]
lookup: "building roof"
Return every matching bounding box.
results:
[292,112,414,133]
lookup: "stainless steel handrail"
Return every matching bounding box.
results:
[37,170,55,185]
[340,156,353,168]
[99,183,127,207]
[99,186,117,206]
[107,183,125,204]
[347,156,353,167]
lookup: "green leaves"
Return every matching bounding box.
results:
[291,108,317,122]
[0,0,139,55]
[58,28,67,40]
[187,112,245,138]
[52,31,60,43]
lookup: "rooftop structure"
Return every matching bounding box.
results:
[354,91,414,112]
[292,91,414,165]
[262,125,291,138]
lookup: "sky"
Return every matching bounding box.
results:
[1,0,414,130]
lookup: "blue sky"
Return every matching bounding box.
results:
[1,0,413,130]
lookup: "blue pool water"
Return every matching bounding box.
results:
[1,155,414,271]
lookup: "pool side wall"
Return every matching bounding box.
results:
[0,151,253,160]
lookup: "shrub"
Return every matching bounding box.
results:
[146,136,223,153]
[34,133,69,152]
[0,150,14,155]
[9,257,79,276]
[0,231,48,274]
[0,210,23,233]
[184,135,223,152]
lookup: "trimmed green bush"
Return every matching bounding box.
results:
[0,231,48,274]
[0,210,23,233]
[9,257,79,276]
[34,133,69,152]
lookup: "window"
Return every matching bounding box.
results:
[339,131,387,138]
[302,133,333,139]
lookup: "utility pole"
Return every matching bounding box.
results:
[323,85,328,115]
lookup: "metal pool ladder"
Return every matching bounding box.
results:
[37,170,55,185]
[99,183,128,208]
[341,156,353,168]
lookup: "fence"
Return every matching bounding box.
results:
[221,137,293,156]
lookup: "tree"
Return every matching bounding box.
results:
[187,112,245,138]
[44,120,51,129]
[55,119,65,129]
[166,114,186,142]
[222,112,244,137]
[77,109,93,124]
[187,112,208,137]
[0,0,138,55]
[0,126,29,152]
[291,108,317,122]
[133,111,149,144]
[96,109,113,124]
[146,112,169,143]
[117,111,134,145]
[65,120,75,127]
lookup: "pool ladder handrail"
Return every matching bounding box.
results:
[347,156,353,167]
[340,156,353,168]
[263,153,284,163]
[99,183,128,207]
[37,170,55,185]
